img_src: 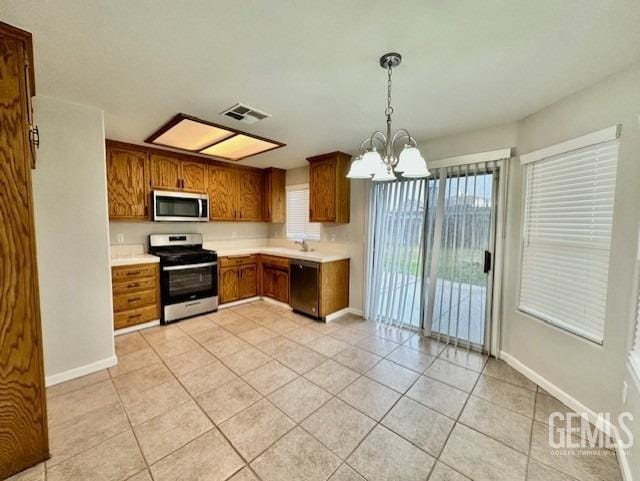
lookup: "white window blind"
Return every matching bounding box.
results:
[629,276,640,379]
[286,185,321,241]
[519,134,619,344]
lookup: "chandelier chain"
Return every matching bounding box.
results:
[385,65,393,117]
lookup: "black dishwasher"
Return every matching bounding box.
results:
[289,259,320,318]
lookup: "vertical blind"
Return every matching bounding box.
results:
[519,138,619,343]
[286,186,321,240]
[365,179,426,327]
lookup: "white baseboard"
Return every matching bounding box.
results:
[218,297,261,309]
[114,319,160,336]
[325,307,363,322]
[499,351,618,440]
[261,297,293,310]
[45,355,118,387]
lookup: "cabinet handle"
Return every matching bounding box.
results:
[126,271,141,276]
[127,283,140,288]
[24,61,37,169]
[128,297,141,303]
[129,313,142,319]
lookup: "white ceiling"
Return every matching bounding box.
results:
[3,0,640,169]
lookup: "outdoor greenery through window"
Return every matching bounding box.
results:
[366,161,497,349]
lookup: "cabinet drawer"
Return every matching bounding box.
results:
[113,289,157,313]
[259,255,289,270]
[114,305,158,330]
[112,277,157,295]
[112,263,158,281]
[220,255,257,268]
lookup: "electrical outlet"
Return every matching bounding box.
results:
[331,234,336,242]
[231,231,237,239]
[117,233,124,244]
[623,381,628,404]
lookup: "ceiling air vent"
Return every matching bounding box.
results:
[220,103,271,125]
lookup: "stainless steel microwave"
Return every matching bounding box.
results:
[152,190,209,222]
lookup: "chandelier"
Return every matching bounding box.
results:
[347,53,430,181]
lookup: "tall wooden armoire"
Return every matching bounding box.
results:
[0,21,49,478]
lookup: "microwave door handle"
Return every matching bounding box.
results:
[198,199,203,219]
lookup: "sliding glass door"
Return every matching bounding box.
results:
[365,161,500,352]
[365,179,427,327]
[426,165,496,349]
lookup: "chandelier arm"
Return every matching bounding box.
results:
[368,130,387,150]
[391,129,418,155]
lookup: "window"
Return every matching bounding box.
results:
[518,126,619,344]
[286,184,321,241]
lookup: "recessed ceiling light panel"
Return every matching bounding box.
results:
[145,113,285,161]
[200,134,280,160]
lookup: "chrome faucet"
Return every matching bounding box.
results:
[294,239,310,252]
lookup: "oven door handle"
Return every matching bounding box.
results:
[163,262,217,271]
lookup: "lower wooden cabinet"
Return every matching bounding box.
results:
[219,256,258,303]
[111,263,160,330]
[260,255,289,303]
[217,253,349,320]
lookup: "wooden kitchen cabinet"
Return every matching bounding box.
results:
[181,160,207,192]
[0,21,49,479]
[219,256,258,304]
[208,165,264,221]
[111,263,160,330]
[262,168,286,223]
[104,140,284,223]
[106,142,149,220]
[259,255,289,303]
[307,151,351,223]
[236,171,263,221]
[150,154,208,192]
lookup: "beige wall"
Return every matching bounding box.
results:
[502,63,640,420]
[418,64,640,477]
[268,166,368,312]
[32,96,116,384]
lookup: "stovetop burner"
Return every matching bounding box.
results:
[148,233,217,266]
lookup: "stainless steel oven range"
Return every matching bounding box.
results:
[149,233,218,324]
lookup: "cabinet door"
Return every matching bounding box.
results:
[219,267,239,303]
[236,171,262,221]
[262,267,276,299]
[238,264,257,299]
[0,27,49,478]
[274,270,289,303]
[208,166,237,220]
[181,160,207,193]
[150,153,181,190]
[309,159,336,222]
[107,147,148,219]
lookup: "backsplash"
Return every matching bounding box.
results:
[109,221,269,247]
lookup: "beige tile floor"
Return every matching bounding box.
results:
[11,300,623,481]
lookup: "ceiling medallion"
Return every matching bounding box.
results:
[347,53,430,181]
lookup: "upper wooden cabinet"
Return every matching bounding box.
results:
[181,160,207,192]
[208,165,237,221]
[105,140,284,223]
[106,143,149,220]
[262,168,286,223]
[150,154,208,192]
[237,171,262,221]
[307,151,351,223]
[208,166,263,221]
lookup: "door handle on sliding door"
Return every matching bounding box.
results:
[483,251,492,273]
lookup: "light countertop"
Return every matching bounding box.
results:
[212,246,349,263]
[110,253,160,267]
